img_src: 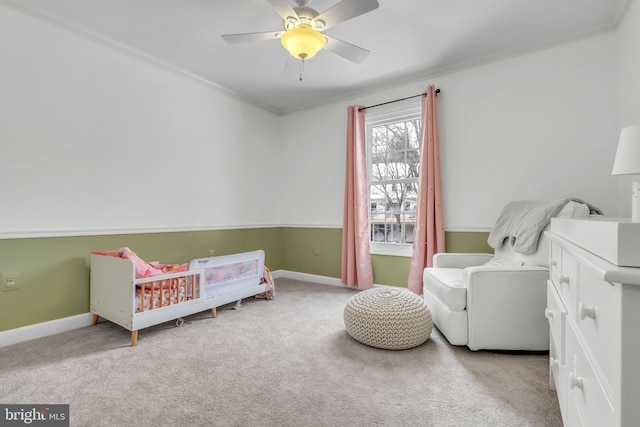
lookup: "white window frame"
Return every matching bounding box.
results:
[366,105,421,257]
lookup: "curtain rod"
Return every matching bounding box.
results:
[358,88,440,111]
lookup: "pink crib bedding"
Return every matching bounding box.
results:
[92,247,187,280]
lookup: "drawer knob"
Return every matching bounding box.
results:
[544,308,554,320]
[550,357,559,369]
[559,275,570,285]
[570,372,584,390]
[579,303,596,320]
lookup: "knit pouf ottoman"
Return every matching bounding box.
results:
[343,287,433,350]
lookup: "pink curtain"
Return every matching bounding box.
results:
[341,105,374,289]
[407,86,445,294]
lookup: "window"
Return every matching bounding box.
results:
[367,108,421,256]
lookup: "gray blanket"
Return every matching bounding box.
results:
[487,199,602,254]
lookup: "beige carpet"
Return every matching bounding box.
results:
[0,278,562,427]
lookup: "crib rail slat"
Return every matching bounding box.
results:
[135,271,203,313]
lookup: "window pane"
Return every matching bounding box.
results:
[387,222,403,243]
[404,223,415,243]
[367,183,418,244]
[371,154,388,181]
[367,213,414,244]
[404,184,417,212]
[370,120,422,182]
[370,183,416,213]
[407,148,420,177]
[407,120,421,149]
[368,114,421,246]
[370,184,386,210]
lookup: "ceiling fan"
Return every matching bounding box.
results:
[221,0,380,65]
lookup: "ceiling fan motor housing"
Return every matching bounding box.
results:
[286,6,325,31]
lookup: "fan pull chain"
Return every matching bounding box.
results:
[299,58,305,82]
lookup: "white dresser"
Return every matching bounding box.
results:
[546,220,640,427]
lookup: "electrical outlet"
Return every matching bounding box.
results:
[208,249,216,257]
[314,246,321,256]
[1,272,20,292]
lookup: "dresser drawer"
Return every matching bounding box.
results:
[577,262,620,399]
[549,241,562,289]
[566,326,615,427]
[546,280,566,364]
[557,248,579,319]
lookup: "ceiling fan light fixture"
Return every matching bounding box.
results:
[280,24,326,60]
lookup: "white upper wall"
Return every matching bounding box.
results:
[614,0,640,216]
[0,4,283,237]
[0,2,633,236]
[618,0,640,127]
[280,32,620,230]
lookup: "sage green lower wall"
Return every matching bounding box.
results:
[281,228,492,287]
[281,228,343,278]
[0,227,490,332]
[0,228,282,332]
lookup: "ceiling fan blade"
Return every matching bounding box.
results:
[267,0,298,20]
[323,35,370,64]
[315,0,379,30]
[221,31,283,44]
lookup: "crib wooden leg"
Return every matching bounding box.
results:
[92,314,99,325]
[211,307,217,318]
[131,331,139,347]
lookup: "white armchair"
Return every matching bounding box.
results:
[422,200,596,351]
[424,250,550,351]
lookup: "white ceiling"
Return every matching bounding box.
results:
[10,0,631,115]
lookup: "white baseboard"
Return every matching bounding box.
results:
[272,270,395,289]
[270,269,350,288]
[0,313,95,348]
[0,271,393,348]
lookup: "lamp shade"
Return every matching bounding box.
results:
[280,25,326,60]
[612,125,640,175]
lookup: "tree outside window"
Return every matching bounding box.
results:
[368,114,421,245]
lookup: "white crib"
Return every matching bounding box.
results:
[90,250,269,346]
